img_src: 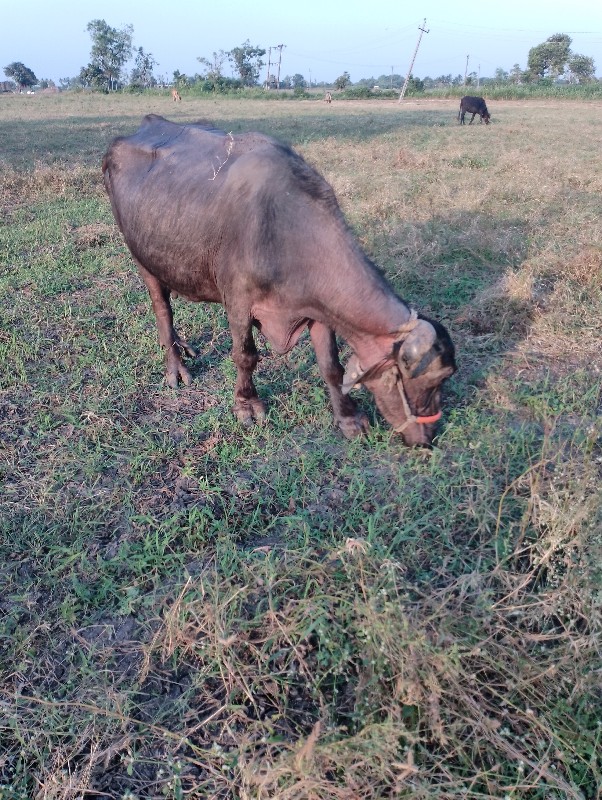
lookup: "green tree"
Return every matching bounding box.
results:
[86,19,133,91]
[291,73,306,89]
[406,75,424,94]
[3,62,37,91]
[334,71,351,90]
[130,47,157,88]
[568,53,596,83]
[227,40,265,86]
[197,50,227,80]
[172,70,189,88]
[527,33,572,80]
[77,63,105,89]
[494,67,509,83]
[355,75,376,88]
[509,63,523,84]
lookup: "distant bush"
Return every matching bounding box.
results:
[341,86,373,99]
[339,86,399,100]
[188,76,243,95]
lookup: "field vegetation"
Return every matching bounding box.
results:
[0,93,601,798]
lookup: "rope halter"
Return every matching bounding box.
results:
[343,308,442,432]
[392,377,442,433]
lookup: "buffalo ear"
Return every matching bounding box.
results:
[342,355,365,395]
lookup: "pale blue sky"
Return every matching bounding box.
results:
[2,0,602,84]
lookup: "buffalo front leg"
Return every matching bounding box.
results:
[136,260,197,388]
[309,321,369,439]
[228,317,266,426]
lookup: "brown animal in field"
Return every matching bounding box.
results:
[171,89,182,102]
[458,95,490,125]
[324,91,332,103]
[102,115,456,447]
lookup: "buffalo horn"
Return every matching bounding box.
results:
[398,320,437,366]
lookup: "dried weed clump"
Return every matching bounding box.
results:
[0,160,101,206]
[561,245,602,288]
[454,266,538,337]
[509,245,602,375]
[70,222,117,251]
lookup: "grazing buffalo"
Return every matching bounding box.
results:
[458,95,490,125]
[102,115,456,447]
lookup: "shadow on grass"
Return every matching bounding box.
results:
[0,108,459,168]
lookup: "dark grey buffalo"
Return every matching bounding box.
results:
[458,95,491,125]
[102,114,456,447]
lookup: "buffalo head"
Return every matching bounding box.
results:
[343,314,456,447]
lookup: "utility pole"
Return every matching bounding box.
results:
[265,47,272,89]
[390,66,394,89]
[274,43,285,89]
[464,54,469,85]
[398,19,429,102]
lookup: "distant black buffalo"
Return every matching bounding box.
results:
[458,96,490,125]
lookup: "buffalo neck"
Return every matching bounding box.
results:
[311,255,413,370]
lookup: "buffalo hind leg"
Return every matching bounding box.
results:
[309,321,369,439]
[136,260,197,388]
[228,317,266,426]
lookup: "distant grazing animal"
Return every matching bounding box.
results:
[171,89,181,102]
[324,91,332,104]
[458,95,490,125]
[102,115,456,447]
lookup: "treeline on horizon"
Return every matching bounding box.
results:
[4,81,602,102]
[3,24,600,99]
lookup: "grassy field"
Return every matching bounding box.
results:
[0,92,601,799]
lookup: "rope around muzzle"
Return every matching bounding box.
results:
[392,377,442,434]
[344,309,442,433]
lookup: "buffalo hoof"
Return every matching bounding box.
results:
[165,337,197,388]
[165,362,193,388]
[233,397,267,427]
[338,412,370,439]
